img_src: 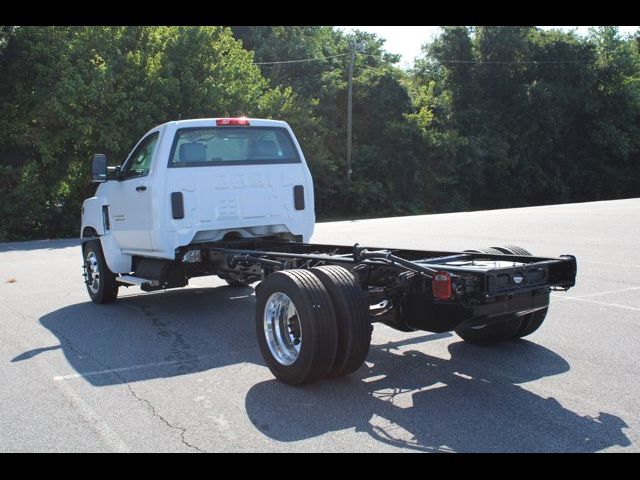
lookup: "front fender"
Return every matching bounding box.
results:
[81,196,106,237]
[80,196,132,273]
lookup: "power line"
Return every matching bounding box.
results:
[357,51,591,65]
[434,59,591,65]
[253,51,591,67]
[253,53,350,65]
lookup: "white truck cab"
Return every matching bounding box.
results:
[81,118,315,276]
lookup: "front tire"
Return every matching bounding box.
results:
[82,240,119,304]
[255,270,338,385]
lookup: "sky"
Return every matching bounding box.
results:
[336,26,640,68]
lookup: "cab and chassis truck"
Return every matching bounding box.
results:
[81,117,577,385]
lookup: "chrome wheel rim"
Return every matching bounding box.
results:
[85,251,100,294]
[263,292,302,366]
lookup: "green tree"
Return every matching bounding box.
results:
[412,26,640,212]
[0,26,294,241]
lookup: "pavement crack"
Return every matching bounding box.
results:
[52,328,205,453]
[120,382,205,453]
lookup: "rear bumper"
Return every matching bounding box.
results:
[450,291,550,330]
[472,291,550,318]
[405,288,551,333]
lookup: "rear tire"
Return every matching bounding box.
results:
[463,247,505,255]
[310,266,372,377]
[490,245,549,338]
[490,245,533,256]
[82,240,119,304]
[455,315,524,346]
[460,244,549,342]
[255,269,338,385]
[515,307,548,338]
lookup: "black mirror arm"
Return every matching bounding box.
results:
[107,165,122,181]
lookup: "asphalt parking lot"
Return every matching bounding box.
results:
[1,198,638,452]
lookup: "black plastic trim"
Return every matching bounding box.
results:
[171,192,184,219]
[102,205,110,231]
[293,185,305,210]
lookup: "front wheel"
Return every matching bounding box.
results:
[82,240,119,304]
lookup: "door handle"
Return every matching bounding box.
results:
[136,185,147,192]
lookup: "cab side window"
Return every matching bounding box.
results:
[121,132,159,179]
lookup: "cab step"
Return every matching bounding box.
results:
[117,275,160,287]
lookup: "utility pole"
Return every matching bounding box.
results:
[346,40,355,180]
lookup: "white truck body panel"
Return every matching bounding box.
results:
[81,118,315,274]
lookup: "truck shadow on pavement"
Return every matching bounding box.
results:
[245,339,631,452]
[27,285,630,452]
[29,286,264,386]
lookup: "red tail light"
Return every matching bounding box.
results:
[216,117,250,126]
[432,271,452,300]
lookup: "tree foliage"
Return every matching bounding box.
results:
[1,26,639,241]
[413,26,640,211]
[0,26,293,240]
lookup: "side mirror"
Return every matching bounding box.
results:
[91,154,108,183]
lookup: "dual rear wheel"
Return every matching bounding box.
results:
[455,245,549,346]
[255,266,372,385]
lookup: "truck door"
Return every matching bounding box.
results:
[108,131,159,252]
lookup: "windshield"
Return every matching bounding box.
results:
[168,126,301,167]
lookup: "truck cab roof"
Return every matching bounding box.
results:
[162,117,289,130]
